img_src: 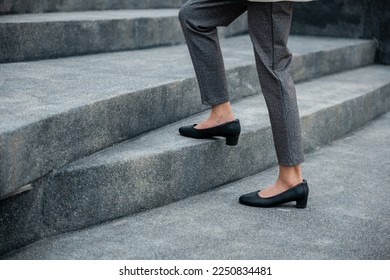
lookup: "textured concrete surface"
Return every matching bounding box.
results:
[0,9,185,62]
[0,0,187,14]
[3,111,390,260]
[1,64,389,256]
[0,35,376,198]
[0,9,247,62]
[292,0,390,64]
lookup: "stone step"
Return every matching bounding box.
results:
[0,35,376,200]
[40,65,390,230]
[4,111,390,260]
[0,9,247,62]
[1,64,389,256]
[0,0,187,15]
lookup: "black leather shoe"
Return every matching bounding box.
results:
[239,180,309,208]
[179,119,241,146]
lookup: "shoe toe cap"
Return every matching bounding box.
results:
[239,191,260,206]
[179,125,192,135]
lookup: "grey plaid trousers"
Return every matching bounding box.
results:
[179,0,304,166]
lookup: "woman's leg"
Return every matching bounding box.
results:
[178,0,247,129]
[247,2,304,196]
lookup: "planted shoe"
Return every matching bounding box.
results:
[179,119,241,146]
[239,180,309,208]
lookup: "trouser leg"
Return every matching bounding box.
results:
[178,0,247,105]
[247,2,304,166]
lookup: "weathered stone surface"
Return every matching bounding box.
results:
[292,0,366,38]
[1,1,388,63]
[0,179,57,256]
[1,65,389,256]
[0,10,183,62]
[367,1,390,64]
[0,0,188,14]
[0,9,247,62]
[0,36,376,199]
[292,0,390,64]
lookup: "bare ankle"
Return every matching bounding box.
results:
[277,165,303,188]
[207,102,235,125]
[194,101,237,129]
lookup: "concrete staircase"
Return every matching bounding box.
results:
[4,112,390,260]
[1,1,390,257]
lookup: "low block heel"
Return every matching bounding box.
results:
[226,135,239,146]
[296,197,308,209]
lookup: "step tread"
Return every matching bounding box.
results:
[0,9,179,23]
[0,35,375,134]
[63,65,390,171]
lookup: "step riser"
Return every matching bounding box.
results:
[0,40,376,198]
[291,44,378,81]
[1,17,184,63]
[0,13,247,63]
[302,86,390,152]
[1,72,389,256]
[0,0,187,15]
